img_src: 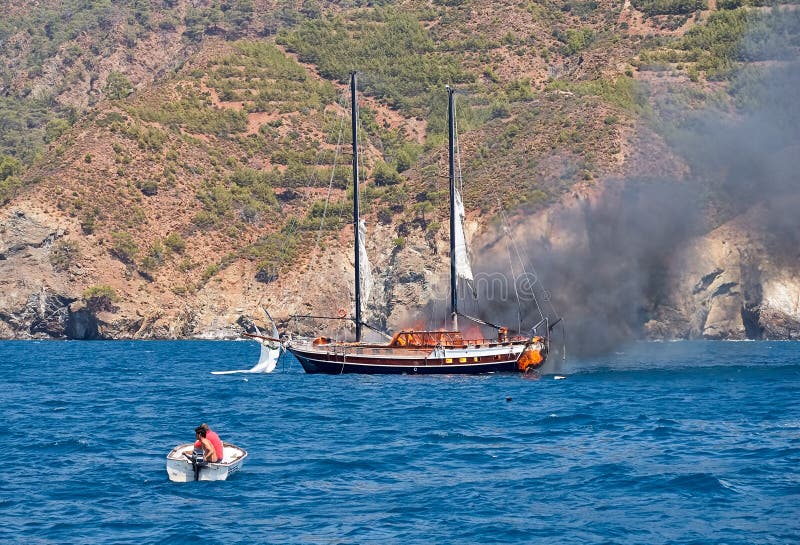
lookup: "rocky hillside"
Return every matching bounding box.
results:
[1,0,799,352]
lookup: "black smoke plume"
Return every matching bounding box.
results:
[468,21,800,357]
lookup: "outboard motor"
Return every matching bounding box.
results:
[189,448,208,481]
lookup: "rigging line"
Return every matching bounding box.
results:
[452,94,473,322]
[433,157,447,332]
[311,89,349,259]
[345,76,368,329]
[501,204,555,321]
[335,84,357,227]
[474,119,557,326]
[452,99,561,328]
[501,206,546,325]
[356,90,366,222]
[445,90,472,325]
[278,102,341,276]
[503,225,523,334]
[280,99,352,261]
[428,99,445,331]
[453,94,464,194]
[358,81,375,222]
[271,95,346,275]
[355,85,368,317]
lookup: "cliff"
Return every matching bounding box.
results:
[0,1,798,351]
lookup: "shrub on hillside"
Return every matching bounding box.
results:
[106,72,133,100]
[277,8,473,126]
[164,233,186,253]
[109,231,139,264]
[136,179,158,196]
[373,161,403,186]
[49,240,81,272]
[0,154,22,204]
[631,0,706,16]
[82,285,119,312]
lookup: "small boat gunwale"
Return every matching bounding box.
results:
[165,442,247,482]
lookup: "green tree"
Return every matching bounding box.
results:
[0,154,21,180]
[373,161,403,186]
[414,200,434,221]
[105,72,133,100]
[44,118,71,143]
[110,231,139,264]
[49,240,81,272]
[0,154,22,204]
[82,285,119,312]
[164,233,186,253]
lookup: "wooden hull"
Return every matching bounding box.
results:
[287,340,545,375]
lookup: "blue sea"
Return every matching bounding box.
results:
[1,340,798,544]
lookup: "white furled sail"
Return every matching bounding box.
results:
[358,219,374,304]
[453,188,474,283]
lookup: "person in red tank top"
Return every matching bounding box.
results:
[193,423,224,462]
[184,426,217,462]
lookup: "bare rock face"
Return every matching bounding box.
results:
[759,276,800,339]
[0,209,63,258]
[28,289,76,338]
[648,208,800,340]
[380,237,444,331]
[1,189,798,344]
[475,185,800,347]
[0,210,74,338]
[64,301,102,340]
[702,285,747,339]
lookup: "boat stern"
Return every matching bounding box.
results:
[517,337,548,372]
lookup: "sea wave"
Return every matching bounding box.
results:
[1,340,798,544]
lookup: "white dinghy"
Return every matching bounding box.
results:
[166,442,248,482]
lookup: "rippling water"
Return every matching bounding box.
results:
[1,340,798,544]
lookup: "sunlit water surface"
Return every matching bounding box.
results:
[1,340,798,544]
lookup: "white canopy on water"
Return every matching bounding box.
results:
[247,323,281,373]
[211,310,282,375]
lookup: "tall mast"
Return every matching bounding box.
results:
[351,71,362,342]
[447,85,458,330]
